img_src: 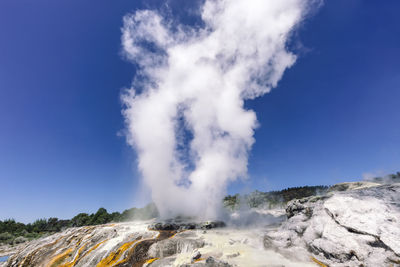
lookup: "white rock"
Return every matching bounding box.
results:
[267,183,400,266]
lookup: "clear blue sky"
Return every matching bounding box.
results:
[1,0,399,223]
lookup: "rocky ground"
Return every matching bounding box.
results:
[0,244,25,258]
[2,182,399,267]
[266,182,400,267]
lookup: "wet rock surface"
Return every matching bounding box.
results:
[148,236,205,258]
[5,222,164,267]
[2,220,232,267]
[3,219,315,267]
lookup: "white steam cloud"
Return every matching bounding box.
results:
[121,0,316,219]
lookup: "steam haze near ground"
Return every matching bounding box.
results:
[121,0,319,219]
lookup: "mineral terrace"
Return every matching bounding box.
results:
[2,182,399,267]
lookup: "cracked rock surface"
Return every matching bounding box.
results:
[266,182,400,267]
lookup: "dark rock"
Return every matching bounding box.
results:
[205,256,232,267]
[151,222,180,231]
[191,250,201,262]
[149,221,226,231]
[263,235,274,249]
[226,252,240,258]
[200,221,226,230]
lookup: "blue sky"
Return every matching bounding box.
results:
[1,0,399,223]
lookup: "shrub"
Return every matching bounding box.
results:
[0,232,14,241]
[14,236,28,244]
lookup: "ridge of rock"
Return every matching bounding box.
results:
[266,183,400,267]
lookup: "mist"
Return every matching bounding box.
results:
[121,0,318,219]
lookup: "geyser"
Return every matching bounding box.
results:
[121,0,317,219]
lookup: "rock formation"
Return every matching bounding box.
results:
[266,182,400,266]
[2,181,399,266]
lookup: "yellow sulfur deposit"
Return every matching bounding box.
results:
[47,248,73,267]
[58,242,88,267]
[96,240,136,267]
[311,256,328,267]
[145,257,159,264]
[82,239,109,258]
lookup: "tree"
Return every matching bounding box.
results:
[46,218,60,232]
[90,208,111,225]
[70,213,91,227]
[32,219,47,233]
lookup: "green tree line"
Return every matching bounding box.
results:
[224,185,329,210]
[0,203,158,245]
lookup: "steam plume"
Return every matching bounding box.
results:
[121,0,316,219]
